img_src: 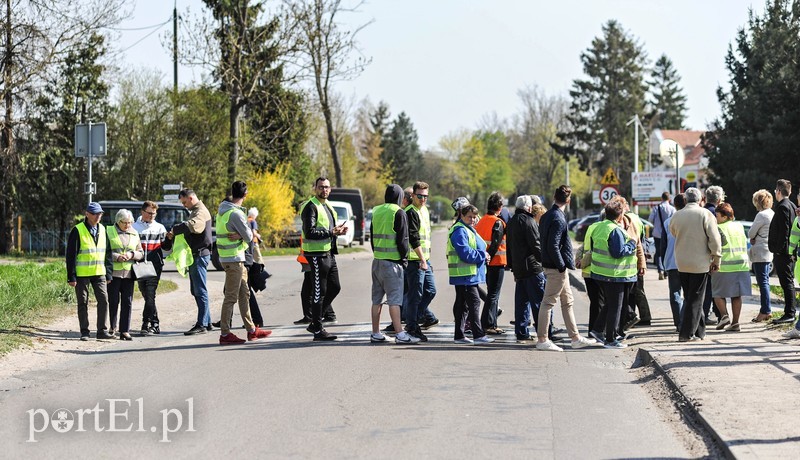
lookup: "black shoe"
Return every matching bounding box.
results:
[420,319,439,330]
[184,324,206,336]
[516,335,532,342]
[120,332,133,341]
[510,320,515,325]
[306,323,322,334]
[150,323,161,335]
[211,321,221,328]
[108,328,116,337]
[635,320,652,327]
[497,308,503,317]
[773,314,796,324]
[96,331,114,340]
[381,323,396,333]
[140,322,151,336]
[623,316,640,331]
[704,316,717,326]
[313,330,338,341]
[206,324,214,331]
[294,317,312,325]
[322,316,338,324]
[410,330,428,342]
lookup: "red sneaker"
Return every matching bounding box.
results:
[219,333,246,345]
[247,328,273,341]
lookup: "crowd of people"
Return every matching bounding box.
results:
[65,176,800,348]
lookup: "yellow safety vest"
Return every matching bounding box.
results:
[215,207,248,258]
[372,203,402,260]
[75,223,107,277]
[301,196,336,253]
[406,204,431,261]
[589,220,638,279]
[718,220,749,273]
[447,221,478,277]
[107,225,141,272]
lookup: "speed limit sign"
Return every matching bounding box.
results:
[599,185,619,205]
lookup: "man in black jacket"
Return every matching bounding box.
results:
[506,195,547,341]
[769,179,797,324]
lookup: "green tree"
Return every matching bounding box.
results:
[555,20,649,197]
[380,111,422,187]
[19,32,111,238]
[457,136,488,202]
[703,0,800,219]
[647,54,688,130]
[475,130,514,205]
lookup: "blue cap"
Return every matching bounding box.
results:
[86,202,104,214]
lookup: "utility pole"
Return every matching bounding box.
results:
[173,0,178,94]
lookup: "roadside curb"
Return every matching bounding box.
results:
[636,348,736,460]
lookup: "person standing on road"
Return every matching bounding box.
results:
[711,203,752,332]
[133,201,166,335]
[106,209,144,341]
[506,195,546,342]
[649,192,676,280]
[663,193,686,331]
[369,184,419,344]
[66,202,113,341]
[702,185,726,325]
[475,192,507,335]
[618,196,651,330]
[769,179,797,324]
[215,182,271,345]
[448,203,494,345]
[670,187,721,342]
[301,177,347,341]
[165,189,214,336]
[576,216,605,336]
[748,190,774,323]
[589,200,640,349]
[403,181,439,341]
[538,185,595,351]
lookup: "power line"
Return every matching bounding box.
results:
[119,19,171,53]
[108,17,171,32]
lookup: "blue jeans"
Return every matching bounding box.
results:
[654,237,665,273]
[514,272,545,338]
[188,254,211,327]
[752,262,772,315]
[667,269,684,329]
[404,260,437,333]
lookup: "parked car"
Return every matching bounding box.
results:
[328,188,365,245]
[98,200,189,231]
[328,200,355,247]
[282,215,303,247]
[364,208,373,241]
[574,213,601,241]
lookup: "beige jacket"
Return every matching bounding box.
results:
[669,202,722,274]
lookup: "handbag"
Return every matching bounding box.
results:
[132,260,157,280]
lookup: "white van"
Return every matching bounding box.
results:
[327,200,355,247]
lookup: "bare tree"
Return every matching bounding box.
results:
[283,0,371,187]
[0,0,129,253]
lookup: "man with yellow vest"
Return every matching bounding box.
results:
[215,181,272,345]
[369,184,419,344]
[65,202,113,341]
[475,192,507,335]
[301,177,348,341]
[588,200,640,349]
[403,181,439,341]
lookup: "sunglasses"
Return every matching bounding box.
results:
[415,194,428,200]
[144,210,157,215]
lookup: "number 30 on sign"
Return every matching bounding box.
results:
[599,185,618,205]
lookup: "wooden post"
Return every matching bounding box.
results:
[16,215,21,251]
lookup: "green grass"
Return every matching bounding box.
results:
[0,263,179,355]
[132,279,178,300]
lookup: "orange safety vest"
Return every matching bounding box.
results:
[475,214,507,267]
[297,237,308,264]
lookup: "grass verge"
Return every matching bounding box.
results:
[0,263,179,355]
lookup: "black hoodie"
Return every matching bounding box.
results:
[370,184,409,265]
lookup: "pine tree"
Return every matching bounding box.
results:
[554,20,648,197]
[703,0,800,219]
[647,54,688,130]
[380,112,422,187]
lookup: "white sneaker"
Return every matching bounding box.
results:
[473,336,495,344]
[535,340,564,352]
[396,331,421,344]
[782,328,800,339]
[454,337,473,344]
[571,336,595,349]
[370,333,386,343]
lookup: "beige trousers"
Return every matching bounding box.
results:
[220,262,254,335]
[538,268,579,339]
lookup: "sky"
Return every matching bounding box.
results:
[115,0,766,150]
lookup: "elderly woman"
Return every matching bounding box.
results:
[712,203,752,332]
[449,203,495,345]
[107,209,144,340]
[750,189,774,322]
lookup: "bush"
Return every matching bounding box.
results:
[246,164,296,247]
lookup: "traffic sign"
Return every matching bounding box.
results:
[163,184,182,191]
[599,185,619,205]
[74,123,107,157]
[600,167,620,185]
[163,194,180,202]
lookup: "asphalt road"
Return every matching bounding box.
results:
[0,230,692,458]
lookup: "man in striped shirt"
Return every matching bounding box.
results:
[133,201,167,335]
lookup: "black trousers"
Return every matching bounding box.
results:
[307,254,341,332]
[109,277,135,333]
[481,266,505,329]
[137,272,161,325]
[774,254,796,316]
[453,284,485,340]
[585,277,605,333]
[597,281,628,343]
[626,275,652,321]
[75,276,109,336]
[679,272,708,340]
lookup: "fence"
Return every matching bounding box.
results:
[17,229,71,255]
